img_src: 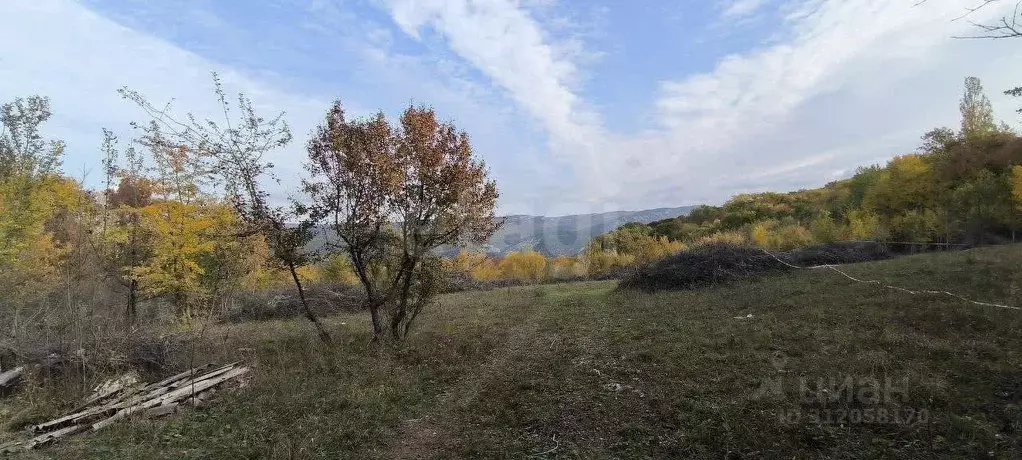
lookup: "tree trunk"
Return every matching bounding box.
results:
[390,259,416,340]
[127,217,140,324]
[126,279,138,325]
[287,260,332,344]
[368,299,385,343]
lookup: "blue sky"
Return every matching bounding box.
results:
[1,0,1020,216]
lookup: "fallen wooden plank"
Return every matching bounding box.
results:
[44,381,189,433]
[0,439,25,453]
[73,372,142,412]
[130,363,241,407]
[34,377,172,433]
[34,364,243,433]
[184,388,216,408]
[144,402,180,418]
[91,403,146,431]
[31,403,118,434]
[113,363,240,411]
[140,363,215,392]
[161,362,241,390]
[143,367,249,409]
[92,367,249,432]
[23,362,249,448]
[26,424,87,449]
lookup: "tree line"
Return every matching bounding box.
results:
[0,75,499,346]
[594,77,1022,256]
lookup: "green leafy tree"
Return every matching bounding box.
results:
[960,77,996,139]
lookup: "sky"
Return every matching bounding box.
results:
[1,0,1020,216]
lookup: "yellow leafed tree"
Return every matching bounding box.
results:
[499,250,547,283]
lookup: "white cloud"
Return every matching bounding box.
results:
[644,0,1022,195]
[336,0,1017,216]
[0,0,332,191]
[375,0,1022,212]
[380,0,624,212]
[382,0,602,147]
[5,0,1022,216]
[722,0,771,19]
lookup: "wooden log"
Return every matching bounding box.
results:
[0,366,24,395]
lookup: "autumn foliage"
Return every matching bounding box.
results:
[305,101,499,340]
[2,74,1022,353]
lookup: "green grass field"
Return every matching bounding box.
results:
[11,245,1022,459]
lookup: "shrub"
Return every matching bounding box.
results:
[499,250,548,283]
[619,241,899,292]
[695,230,748,246]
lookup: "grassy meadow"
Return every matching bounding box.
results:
[4,245,1021,459]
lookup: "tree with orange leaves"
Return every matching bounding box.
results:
[305,102,499,341]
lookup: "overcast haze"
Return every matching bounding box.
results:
[1,0,1019,216]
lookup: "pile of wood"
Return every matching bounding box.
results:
[0,362,249,452]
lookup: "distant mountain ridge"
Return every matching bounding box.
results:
[311,206,695,257]
[471,206,695,256]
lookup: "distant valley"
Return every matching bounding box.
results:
[311,206,695,257]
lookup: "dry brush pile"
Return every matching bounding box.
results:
[619,241,894,291]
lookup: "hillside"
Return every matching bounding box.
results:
[310,206,695,257]
[483,206,695,256]
[24,244,1021,459]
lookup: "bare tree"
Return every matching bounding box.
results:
[953,0,1021,38]
[916,0,1022,38]
[119,73,333,344]
[917,1,1022,110]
